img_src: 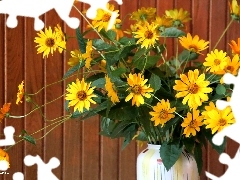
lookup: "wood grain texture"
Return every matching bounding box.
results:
[0,1,239,180]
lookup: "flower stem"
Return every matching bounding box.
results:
[212,18,234,50]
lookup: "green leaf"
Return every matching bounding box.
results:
[216,84,226,95]
[92,39,113,51]
[149,73,161,92]
[110,121,136,138]
[133,48,146,62]
[160,142,182,171]
[103,105,138,121]
[100,29,117,41]
[138,107,151,134]
[119,37,136,45]
[111,68,127,77]
[76,27,86,53]
[100,117,116,136]
[133,55,160,70]
[21,130,36,145]
[178,50,199,62]
[91,78,106,88]
[105,51,120,66]
[63,61,84,79]
[161,27,186,38]
[193,143,203,174]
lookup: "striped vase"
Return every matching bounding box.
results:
[137,144,199,180]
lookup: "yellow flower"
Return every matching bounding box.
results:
[34,26,62,58]
[0,103,11,121]
[105,76,120,104]
[173,69,213,109]
[149,99,176,126]
[165,8,191,27]
[16,81,24,105]
[65,78,97,113]
[0,149,10,169]
[99,60,107,72]
[201,102,218,118]
[181,109,203,137]
[179,33,209,54]
[82,40,93,69]
[229,0,240,20]
[217,54,240,76]
[203,105,235,134]
[154,16,173,30]
[54,24,66,53]
[125,73,153,107]
[91,3,121,32]
[133,22,159,49]
[68,50,83,67]
[203,49,228,73]
[229,38,240,55]
[130,7,156,22]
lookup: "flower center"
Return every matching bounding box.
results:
[102,13,111,22]
[45,38,55,47]
[77,91,87,100]
[159,110,168,119]
[225,65,234,73]
[188,84,199,94]
[219,118,226,126]
[214,59,221,65]
[189,44,198,52]
[189,120,197,128]
[132,85,142,94]
[144,30,154,39]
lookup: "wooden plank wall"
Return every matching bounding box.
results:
[0,0,239,179]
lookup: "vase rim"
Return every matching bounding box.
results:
[147,144,161,149]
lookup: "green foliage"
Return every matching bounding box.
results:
[20,130,36,145]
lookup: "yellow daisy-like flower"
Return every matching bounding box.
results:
[203,49,228,73]
[181,109,203,137]
[0,149,10,169]
[91,3,121,32]
[201,102,218,118]
[68,50,83,67]
[125,73,154,107]
[229,38,240,55]
[82,40,93,69]
[149,99,176,127]
[179,33,209,54]
[65,78,97,113]
[229,0,240,20]
[16,81,24,105]
[203,105,235,134]
[217,54,240,76]
[34,26,62,58]
[133,22,159,49]
[165,8,191,27]
[54,24,66,53]
[173,69,213,109]
[154,16,173,30]
[130,7,156,22]
[105,76,120,104]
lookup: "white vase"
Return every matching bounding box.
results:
[137,144,199,180]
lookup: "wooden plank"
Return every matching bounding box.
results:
[62,3,82,180]
[23,15,45,179]
[4,16,25,178]
[43,9,65,180]
[100,136,119,180]
[119,140,137,180]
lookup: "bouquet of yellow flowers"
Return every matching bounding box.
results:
[3,0,240,175]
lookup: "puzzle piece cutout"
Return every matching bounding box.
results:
[205,70,240,179]
[0,126,15,147]
[79,0,123,30]
[0,0,123,31]
[12,155,60,180]
[0,0,79,31]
